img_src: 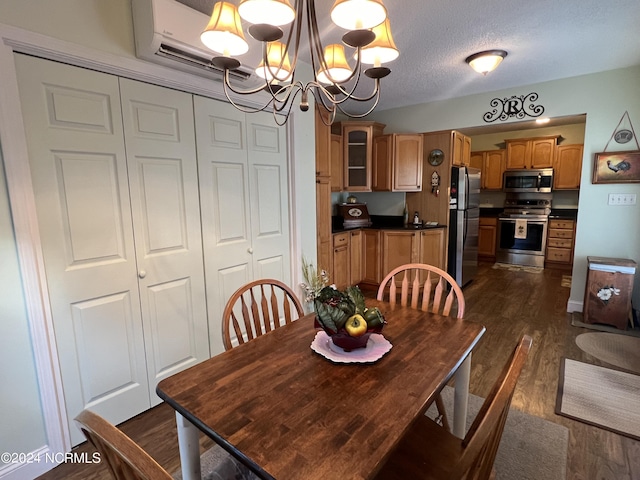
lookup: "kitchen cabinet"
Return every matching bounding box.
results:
[341,121,386,191]
[316,176,333,273]
[333,232,350,290]
[505,136,558,169]
[315,105,334,270]
[330,133,343,191]
[381,230,420,278]
[362,229,382,284]
[373,133,424,192]
[349,229,363,285]
[545,218,576,266]
[478,217,498,259]
[452,130,472,166]
[472,150,507,190]
[418,228,446,269]
[554,144,583,189]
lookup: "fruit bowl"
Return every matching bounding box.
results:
[313,285,386,352]
[313,317,384,351]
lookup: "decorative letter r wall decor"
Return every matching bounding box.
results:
[483,93,545,123]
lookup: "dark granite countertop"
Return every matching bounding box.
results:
[479,207,503,217]
[332,215,445,233]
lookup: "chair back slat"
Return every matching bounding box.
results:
[377,263,465,319]
[222,279,304,350]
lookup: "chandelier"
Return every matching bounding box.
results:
[200,0,399,125]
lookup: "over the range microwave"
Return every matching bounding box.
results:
[503,168,554,193]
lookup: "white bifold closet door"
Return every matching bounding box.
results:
[16,54,209,445]
[194,97,292,355]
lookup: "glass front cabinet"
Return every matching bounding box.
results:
[341,121,385,191]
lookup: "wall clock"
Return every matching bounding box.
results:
[348,207,363,217]
[428,149,444,166]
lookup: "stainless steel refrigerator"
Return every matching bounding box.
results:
[447,166,481,287]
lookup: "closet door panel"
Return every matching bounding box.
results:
[195,97,252,355]
[15,55,149,446]
[120,79,209,399]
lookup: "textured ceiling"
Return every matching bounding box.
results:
[178,0,640,115]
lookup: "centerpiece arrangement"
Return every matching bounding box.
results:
[301,257,387,353]
[313,285,386,351]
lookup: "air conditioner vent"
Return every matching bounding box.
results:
[157,43,252,81]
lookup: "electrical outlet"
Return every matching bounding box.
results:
[608,193,637,205]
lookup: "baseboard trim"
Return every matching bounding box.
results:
[567,299,583,313]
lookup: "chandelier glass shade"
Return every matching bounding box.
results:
[201,0,399,125]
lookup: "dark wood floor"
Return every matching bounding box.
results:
[37,262,640,480]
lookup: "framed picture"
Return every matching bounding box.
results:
[592,150,640,184]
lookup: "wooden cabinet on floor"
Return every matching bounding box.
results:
[381,230,420,276]
[554,144,583,189]
[418,228,445,269]
[478,217,498,259]
[506,136,558,169]
[316,176,332,272]
[349,229,363,285]
[362,229,382,285]
[332,232,350,290]
[373,134,424,192]
[330,132,343,191]
[546,218,576,267]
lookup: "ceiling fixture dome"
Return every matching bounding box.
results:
[465,49,507,75]
[201,0,399,125]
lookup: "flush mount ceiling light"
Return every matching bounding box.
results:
[201,0,399,125]
[465,49,507,75]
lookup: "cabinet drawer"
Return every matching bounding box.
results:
[546,247,572,263]
[479,217,498,227]
[548,228,573,239]
[333,232,350,247]
[548,238,573,248]
[549,219,574,229]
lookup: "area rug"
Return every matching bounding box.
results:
[575,332,640,374]
[556,358,640,441]
[492,262,544,274]
[427,386,568,480]
[571,312,640,338]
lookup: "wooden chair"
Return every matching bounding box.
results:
[374,334,533,480]
[222,278,304,351]
[75,410,257,480]
[75,409,174,480]
[377,263,465,318]
[377,263,465,430]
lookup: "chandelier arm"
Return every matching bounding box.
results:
[307,89,338,126]
[220,69,278,97]
[335,81,383,118]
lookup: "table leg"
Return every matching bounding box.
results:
[453,353,471,439]
[176,412,201,480]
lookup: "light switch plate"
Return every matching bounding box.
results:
[608,193,637,205]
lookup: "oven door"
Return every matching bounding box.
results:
[496,216,548,266]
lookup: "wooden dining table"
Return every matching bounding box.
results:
[156,299,485,480]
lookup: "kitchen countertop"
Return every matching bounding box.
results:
[332,215,446,233]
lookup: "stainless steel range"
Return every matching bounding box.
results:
[496,193,552,267]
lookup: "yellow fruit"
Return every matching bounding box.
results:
[344,314,368,337]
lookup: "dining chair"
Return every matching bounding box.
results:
[222,278,304,351]
[377,263,465,430]
[376,263,465,318]
[75,409,257,480]
[374,334,533,480]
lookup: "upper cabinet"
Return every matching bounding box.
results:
[373,133,424,192]
[472,150,507,190]
[452,131,471,166]
[342,121,386,191]
[505,136,558,169]
[554,144,584,189]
